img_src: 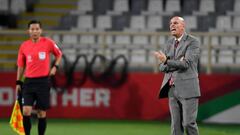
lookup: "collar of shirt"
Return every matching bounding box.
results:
[175,33,184,42]
[30,37,42,44]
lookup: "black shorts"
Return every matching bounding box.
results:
[22,76,51,110]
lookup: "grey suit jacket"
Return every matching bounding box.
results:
[158,33,201,99]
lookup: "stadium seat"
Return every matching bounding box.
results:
[195,36,205,47]
[183,16,197,32]
[132,35,148,46]
[108,0,129,15]
[10,0,26,14]
[236,51,240,64]
[165,0,181,13]
[97,35,113,45]
[77,0,93,12]
[80,35,95,44]
[200,0,215,12]
[156,35,167,46]
[76,15,93,31]
[130,49,147,63]
[62,48,77,62]
[112,15,130,31]
[215,0,233,14]
[0,0,9,12]
[148,50,158,64]
[182,0,198,14]
[232,16,240,31]
[197,15,216,31]
[215,16,232,31]
[115,35,131,45]
[146,15,163,31]
[200,50,217,65]
[142,0,164,15]
[110,35,131,54]
[62,34,78,44]
[232,0,240,13]
[114,0,128,12]
[202,36,220,47]
[76,48,95,61]
[162,15,172,31]
[227,0,240,16]
[96,15,112,30]
[193,0,215,15]
[221,36,237,46]
[129,15,146,30]
[93,0,112,14]
[218,50,234,64]
[60,15,78,30]
[130,0,146,14]
[51,34,61,44]
[112,49,129,60]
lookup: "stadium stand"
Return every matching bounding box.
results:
[0,0,240,73]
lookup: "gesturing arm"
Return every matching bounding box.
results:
[165,40,200,71]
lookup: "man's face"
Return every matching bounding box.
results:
[28,23,42,41]
[169,17,185,38]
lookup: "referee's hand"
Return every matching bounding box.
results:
[16,84,21,92]
[49,66,57,76]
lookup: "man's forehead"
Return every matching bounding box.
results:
[30,24,40,26]
[29,24,41,28]
[170,17,184,22]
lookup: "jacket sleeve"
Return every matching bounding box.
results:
[165,39,200,71]
[158,40,178,73]
[159,63,178,73]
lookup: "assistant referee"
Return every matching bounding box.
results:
[15,20,62,135]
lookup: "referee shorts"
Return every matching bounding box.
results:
[22,76,51,110]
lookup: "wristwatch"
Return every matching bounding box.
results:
[16,80,23,85]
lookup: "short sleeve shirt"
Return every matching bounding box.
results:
[17,37,62,78]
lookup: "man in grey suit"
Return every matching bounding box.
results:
[154,16,201,135]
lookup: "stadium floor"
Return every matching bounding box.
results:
[1,119,240,135]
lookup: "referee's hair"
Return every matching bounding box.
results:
[27,20,42,28]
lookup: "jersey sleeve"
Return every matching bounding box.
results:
[17,44,26,67]
[49,39,62,58]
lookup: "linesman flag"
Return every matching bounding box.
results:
[9,100,25,135]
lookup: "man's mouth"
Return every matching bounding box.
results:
[171,28,176,32]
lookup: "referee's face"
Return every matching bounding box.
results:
[28,23,42,42]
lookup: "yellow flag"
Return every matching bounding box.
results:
[9,100,25,135]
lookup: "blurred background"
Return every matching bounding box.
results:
[0,0,240,135]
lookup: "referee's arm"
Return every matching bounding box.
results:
[49,55,62,76]
[16,67,24,92]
